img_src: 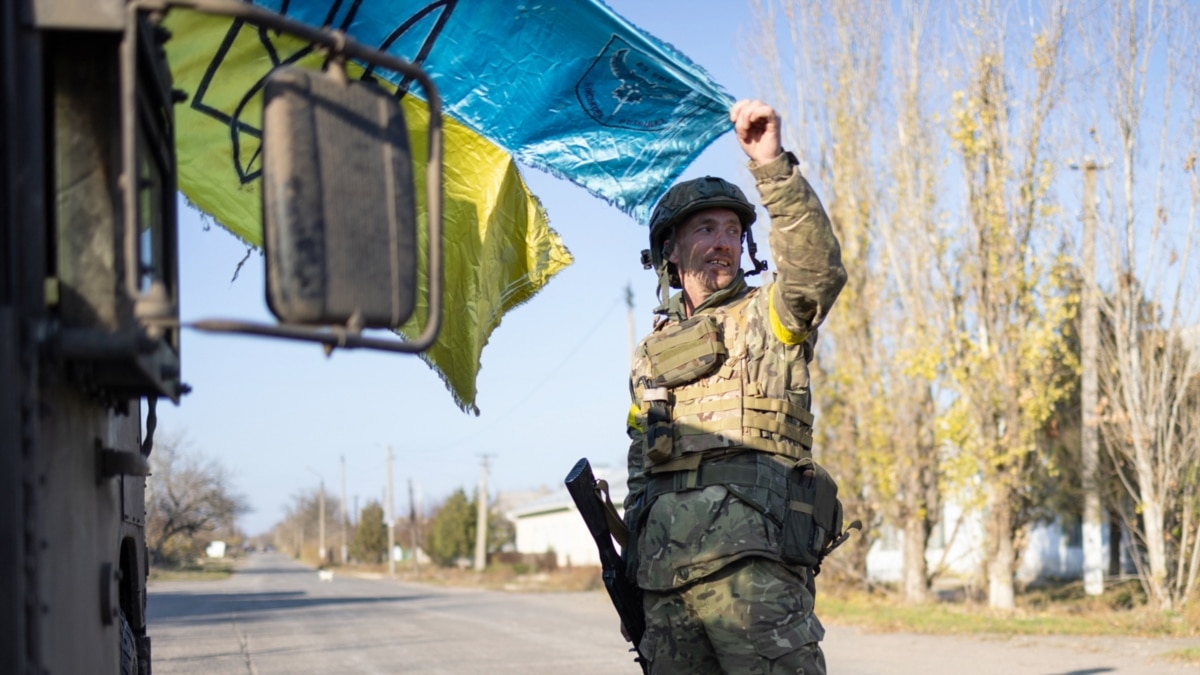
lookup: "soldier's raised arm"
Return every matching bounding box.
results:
[731,100,846,341]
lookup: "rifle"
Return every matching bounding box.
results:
[564,458,649,674]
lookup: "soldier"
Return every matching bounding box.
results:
[624,99,847,674]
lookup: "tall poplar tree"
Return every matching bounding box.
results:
[1064,0,1200,611]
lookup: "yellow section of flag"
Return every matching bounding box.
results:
[164,10,572,413]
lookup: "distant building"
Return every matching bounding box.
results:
[866,502,1133,585]
[507,466,627,567]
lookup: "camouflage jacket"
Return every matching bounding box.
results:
[624,152,845,591]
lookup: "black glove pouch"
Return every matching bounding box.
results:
[780,457,843,568]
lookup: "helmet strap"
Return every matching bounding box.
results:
[744,227,768,277]
[653,264,672,316]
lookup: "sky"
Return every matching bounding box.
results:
[156,0,767,535]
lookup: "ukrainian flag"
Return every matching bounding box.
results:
[164,0,732,413]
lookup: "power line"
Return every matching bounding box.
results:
[426,293,625,451]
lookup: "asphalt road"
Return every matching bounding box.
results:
[148,553,1199,674]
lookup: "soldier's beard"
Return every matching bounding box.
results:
[680,264,738,306]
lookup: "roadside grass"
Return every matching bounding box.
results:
[358,561,1200,641]
[1165,646,1200,664]
[408,565,1200,643]
[341,560,604,593]
[149,558,236,581]
[350,561,1196,639]
[818,578,1200,640]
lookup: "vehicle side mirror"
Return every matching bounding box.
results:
[171,3,443,354]
[262,66,417,330]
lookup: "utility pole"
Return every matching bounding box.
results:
[318,479,327,564]
[340,454,348,564]
[474,455,490,572]
[386,445,396,577]
[409,478,421,576]
[307,465,327,564]
[1075,158,1106,596]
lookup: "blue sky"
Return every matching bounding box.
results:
[157,0,765,535]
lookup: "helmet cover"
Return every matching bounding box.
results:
[643,177,758,291]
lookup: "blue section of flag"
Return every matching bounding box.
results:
[254,0,734,223]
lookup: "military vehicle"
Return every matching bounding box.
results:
[1,0,442,671]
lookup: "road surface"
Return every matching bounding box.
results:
[148,553,1199,673]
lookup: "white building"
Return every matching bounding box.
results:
[507,465,627,568]
[866,502,1128,584]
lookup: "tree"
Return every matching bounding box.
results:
[422,488,514,567]
[746,0,892,592]
[489,511,516,554]
[747,0,1080,610]
[1076,0,1200,611]
[940,0,1075,610]
[425,488,476,566]
[741,0,1200,614]
[146,432,250,564]
[270,486,341,562]
[876,0,953,604]
[351,500,387,564]
[746,0,952,603]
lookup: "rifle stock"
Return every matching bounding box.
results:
[564,457,648,673]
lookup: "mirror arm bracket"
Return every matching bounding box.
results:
[187,319,439,355]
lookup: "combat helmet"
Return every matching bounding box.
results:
[641,176,767,301]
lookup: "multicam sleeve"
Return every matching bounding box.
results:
[623,346,649,530]
[624,397,647,530]
[752,152,847,344]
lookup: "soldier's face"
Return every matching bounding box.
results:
[669,207,743,303]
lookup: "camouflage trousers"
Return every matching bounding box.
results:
[638,556,826,674]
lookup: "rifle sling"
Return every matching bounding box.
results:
[595,479,630,549]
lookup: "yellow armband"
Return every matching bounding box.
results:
[627,403,642,432]
[769,290,809,345]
